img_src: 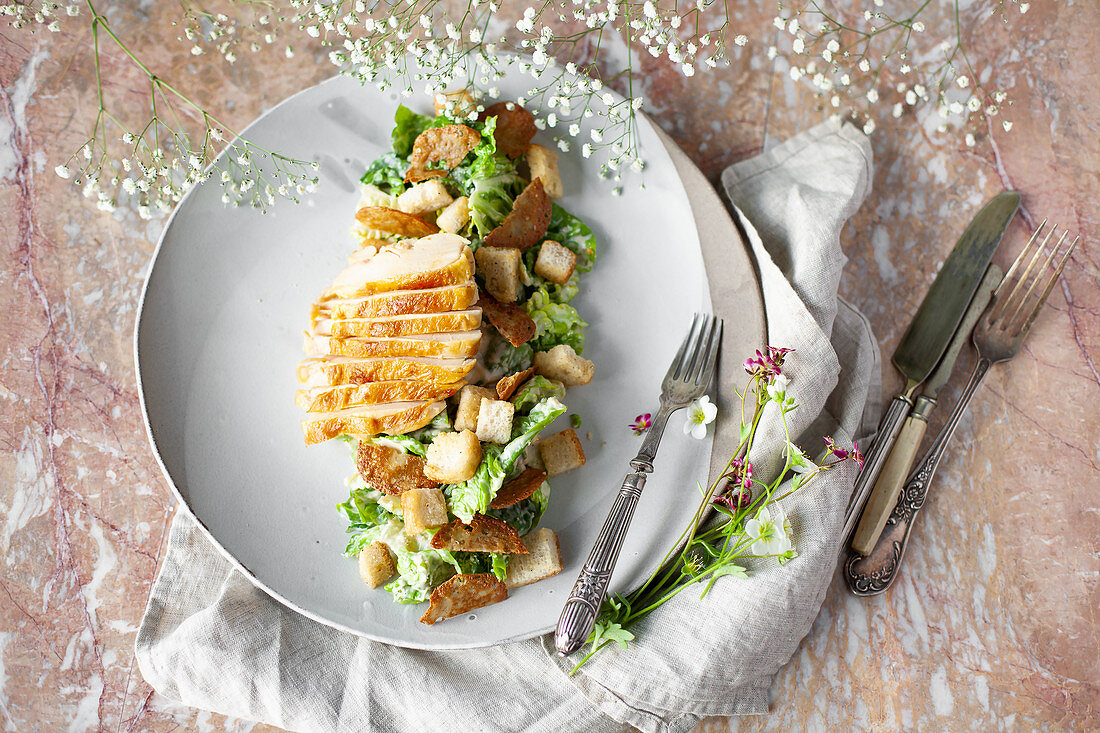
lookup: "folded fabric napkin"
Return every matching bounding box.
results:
[136,119,879,733]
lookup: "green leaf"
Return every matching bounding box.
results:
[360,152,407,194]
[524,286,587,353]
[545,204,597,272]
[511,375,566,414]
[391,105,444,158]
[589,620,634,651]
[491,553,509,581]
[739,422,752,445]
[709,564,748,580]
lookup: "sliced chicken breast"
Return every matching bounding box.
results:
[302,400,446,445]
[296,380,464,412]
[297,355,477,387]
[312,308,482,339]
[304,330,482,360]
[313,282,479,321]
[320,234,473,301]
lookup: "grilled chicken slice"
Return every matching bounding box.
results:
[313,283,479,321]
[297,355,477,387]
[304,330,482,359]
[301,400,447,445]
[312,308,482,339]
[295,380,464,412]
[320,235,474,301]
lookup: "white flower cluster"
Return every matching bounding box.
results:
[773,1,1019,142]
[0,1,79,31]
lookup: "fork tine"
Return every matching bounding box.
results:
[679,314,710,380]
[1006,228,1068,328]
[996,219,1045,298]
[664,314,700,383]
[684,315,714,382]
[991,223,1054,323]
[697,318,723,387]
[1018,233,1078,336]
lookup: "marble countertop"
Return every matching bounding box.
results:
[1,2,1095,731]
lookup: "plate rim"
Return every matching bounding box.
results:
[133,73,739,650]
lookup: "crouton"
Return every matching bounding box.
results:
[490,467,546,509]
[356,442,438,495]
[400,487,449,535]
[355,206,439,238]
[420,574,508,625]
[454,385,497,432]
[533,240,576,284]
[358,542,396,588]
[479,289,537,347]
[475,246,523,303]
[538,429,586,477]
[484,178,551,251]
[496,367,535,400]
[505,528,563,588]
[434,89,479,119]
[533,344,594,386]
[424,429,482,484]
[476,398,515,444]
[479,101,536,159]
[397,180,453,216]
[526,144,563,198]
[436,196,470,233]
[406,124,481,183]
[430,513,528,554]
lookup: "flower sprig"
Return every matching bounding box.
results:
[772,0,1028,139]
[572,345,862,671]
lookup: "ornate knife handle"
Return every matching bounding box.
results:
[841,394,914,544]
[554,471,648,655]
[845,357,992,595]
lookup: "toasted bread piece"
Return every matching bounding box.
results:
[534,344,594,386]
[490,467,547,509]
[479,102,536,159]
[419,573,508,625]
[356,442,439,495]
[475,246,523,303]
[479,290,537,347]
[526,144,563,198]
[496,367,535,400]
[406,124,481,183]
[433,89,478,118]
[505,529,562,588]
[317,283,479,321]
[296,380,463,412]
[475,397,515,444]
[533,240,576,284]
[315,309,482,339]
[397,180,453,216]
[301,400,446,444]
[430,513,529,554]
[359,542,397,588]
[297,355,476,388]
[424,429,482,483]
[321,236,472,301]
[537,428,586,477]
[402,487,449,535]
[484,179,551,251]
[354,206,439,238]
[454,385,497,432]
[320,330,482,360]
[436,196,470,234]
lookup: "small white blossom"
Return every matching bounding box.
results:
[745,504,794,559]
[683,395,717,440]
[55,164,70,179]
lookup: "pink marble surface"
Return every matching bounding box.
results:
[1,2,1096,731]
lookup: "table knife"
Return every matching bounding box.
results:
[841,191,1020,544]
[849,264,1003,556]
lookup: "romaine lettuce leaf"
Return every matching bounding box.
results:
[385,546,462,604]
[545,204,597,272]
[491,554,509,581]
[525,286,587,353]
[338,488,397,555]
[511,375,566,414]
[360,153,407,194]
[392,105,443,158]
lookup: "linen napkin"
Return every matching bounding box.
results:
[135,119,878,733]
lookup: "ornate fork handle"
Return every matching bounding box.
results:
[554,405,671,655]
[845,357,992,595]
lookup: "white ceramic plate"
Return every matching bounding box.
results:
[137,72,719,649]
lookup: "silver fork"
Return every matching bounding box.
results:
[555,313,723,655]
[844,221,1079,595]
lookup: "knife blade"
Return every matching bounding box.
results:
[849,264,1003,555]
[842,191,1020,544]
